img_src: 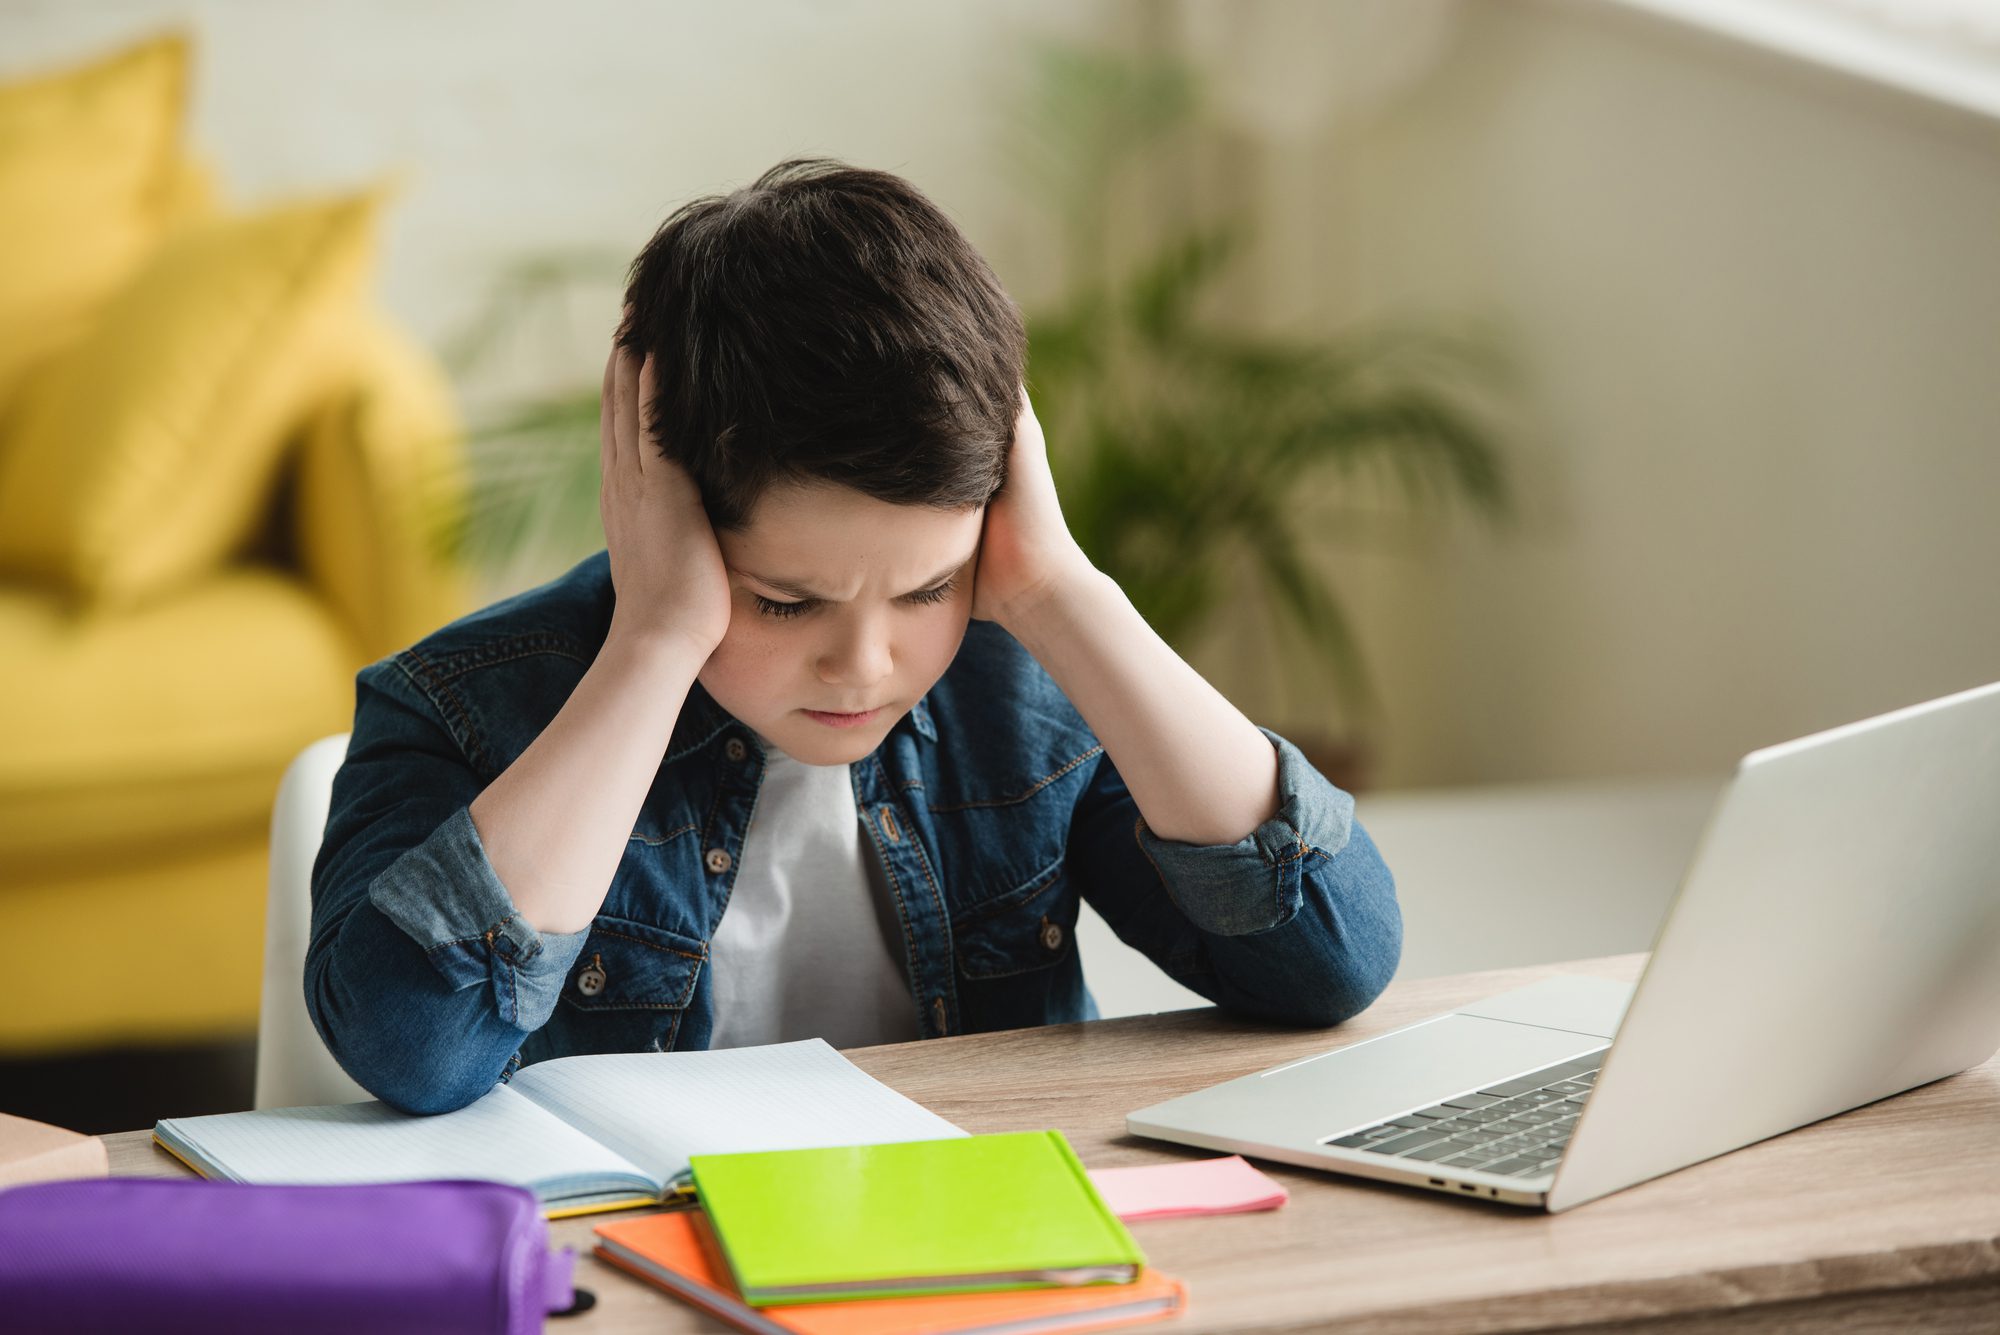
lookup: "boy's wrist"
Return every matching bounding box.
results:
[999,560,1119,655]
[601,617,718,681]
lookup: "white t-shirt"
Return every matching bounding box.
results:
[705,736,921,1051]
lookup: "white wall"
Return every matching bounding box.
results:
[1216,0,2000,788]
[0,0,1113,400]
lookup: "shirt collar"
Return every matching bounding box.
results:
[903,695,938,742]
[664,679,737,764]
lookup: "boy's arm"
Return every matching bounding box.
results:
[976,389,1288,846]
[976,389,1400,1019]
[1012,575,1402,1022]
[308,339,728,1115]
[1063,732,1401,1026]
[1002,565,1283,847]
[470,341,730,937]
[307,659,597,1115]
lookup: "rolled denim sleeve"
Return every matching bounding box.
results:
[1069,727,1401,1028]
[307,658,586,1114]
[1133,729,1359,936]
[366,807,589,1028]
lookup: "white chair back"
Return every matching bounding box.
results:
[253,733,370,1109]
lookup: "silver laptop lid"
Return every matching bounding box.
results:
[1549,680,2000,1211]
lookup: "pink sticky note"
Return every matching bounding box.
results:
[1086,1155,1289,1221]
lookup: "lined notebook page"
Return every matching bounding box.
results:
[509,1038,965,1186]
[158,1086,650,1192]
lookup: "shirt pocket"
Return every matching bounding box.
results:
[953,865,1077,981]
[554,916,706,1054]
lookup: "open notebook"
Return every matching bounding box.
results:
[155,1039,965,1218]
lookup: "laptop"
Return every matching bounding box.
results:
[1128,680,2000,1212]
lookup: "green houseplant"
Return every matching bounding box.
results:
[442,41,1508,788]
[1008,44,1509,786]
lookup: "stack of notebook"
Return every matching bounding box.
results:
[153,1039,967,1217]
[595,1131,1187,1334]
[149,1038,1189,1328]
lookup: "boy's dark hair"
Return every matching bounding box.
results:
[619,158,1026,529]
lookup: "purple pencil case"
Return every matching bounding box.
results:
[0,1177,582,1334]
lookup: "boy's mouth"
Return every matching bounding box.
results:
[801,706,883,729]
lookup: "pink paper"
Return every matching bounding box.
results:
[1086,1155,1288,1221]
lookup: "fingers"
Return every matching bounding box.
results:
[1011,383,1047,458]
[610,330,638,477]
[636,352,658,474]
[599,343,618,479]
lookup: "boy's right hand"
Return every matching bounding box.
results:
[599,336,732,658]
[467,334,730,941]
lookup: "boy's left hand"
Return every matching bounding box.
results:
[972,388,1095,627]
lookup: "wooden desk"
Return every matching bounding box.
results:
[104,954,2000,1333]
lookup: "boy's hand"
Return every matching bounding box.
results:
[599,335,732,657]
[972,388,1095,628]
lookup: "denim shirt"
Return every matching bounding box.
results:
[307,552,1402,1114]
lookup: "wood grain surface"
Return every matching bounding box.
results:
[103,954,2000,1333]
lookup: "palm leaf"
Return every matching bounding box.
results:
[1126,226,1241,345]
[1237,492,1375,715]
[1276,385,1509,517]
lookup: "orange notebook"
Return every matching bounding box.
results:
[594,1210,1187,1335]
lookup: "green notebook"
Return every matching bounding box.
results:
[688,1130,1145,1307]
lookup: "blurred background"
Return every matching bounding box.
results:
[3,0,1996,1131]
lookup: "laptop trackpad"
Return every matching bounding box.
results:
[1176,1014,1609,1149]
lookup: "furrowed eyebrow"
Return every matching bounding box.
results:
[736,553,975,602]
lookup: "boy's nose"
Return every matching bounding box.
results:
[816,625,894,688]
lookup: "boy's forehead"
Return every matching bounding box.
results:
[722,481,982,587]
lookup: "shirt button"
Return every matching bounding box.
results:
[578,963,607,997]
[1040,918,1064,952]
[705,847,733,874]
[724,737,747,763]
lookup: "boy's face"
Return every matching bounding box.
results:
[701,480,984,766]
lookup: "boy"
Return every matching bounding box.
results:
[307,159,1400,1115]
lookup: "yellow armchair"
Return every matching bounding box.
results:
[0,35,465,1054]
[0,307,464,1054]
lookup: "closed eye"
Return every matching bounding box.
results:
[902,577,958,606]
[752,595,817,620]
[751,575,958,620]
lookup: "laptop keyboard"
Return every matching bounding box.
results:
[1323,1050,1607,1179]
